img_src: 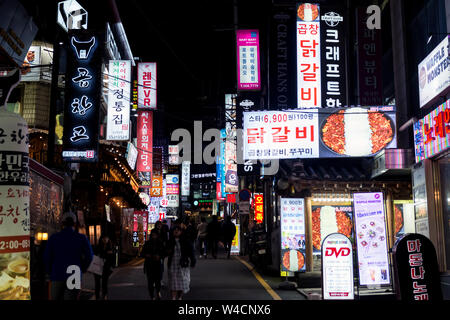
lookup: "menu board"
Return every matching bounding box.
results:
[280,198,306,273]
[322,233,354,300]
[0,110,30,300]
[353,192,390,286]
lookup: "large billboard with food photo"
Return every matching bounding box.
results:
[243,106,396,159]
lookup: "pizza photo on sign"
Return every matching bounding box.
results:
[282,249,305,272]
[320,107,394,157]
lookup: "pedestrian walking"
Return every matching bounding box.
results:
[167,226,196,300]
[93,234,114,300]
[142,229,165,300]
[197,217,208,259]
[44,211,93,300]
[222,216,237,259]
[207,215,221,259]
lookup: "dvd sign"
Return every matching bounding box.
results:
[322,233,354,300]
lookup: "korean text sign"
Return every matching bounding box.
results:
[418,36,450,109]
[0,110,30,300]
[243,106,396,159]
[322,233,354,300]
[280,198,306,273]
[138,62,157,109]
[296,3,321,108]
[63,31,102,162]
[236,30,261,90]
[353,192,390,286]
[413,99,450,162]
[393,233,442,301]
[107,60,131,140]
[136,111,153,187]
[254,193,264,224]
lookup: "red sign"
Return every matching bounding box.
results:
[226,193,236,203]
[137,110,153,186]
[254,193,264,223]
[325,247,351,258]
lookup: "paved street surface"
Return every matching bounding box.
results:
[80,248,305,301]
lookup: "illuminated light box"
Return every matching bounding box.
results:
[413,99,450,162]
[236,30,261,91]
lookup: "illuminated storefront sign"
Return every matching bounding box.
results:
[320,7,346,108]
[107,60,131,141]
[62,31,102,162]
[353,192,390,286]
[413,99,450,162]
[126,142,137,170]
[151,147,163,197]
[254,193,264,224]
[236,30,261,90]
[296,3,321,108]
[418,36,450,109]
[137,62,157,109]
[181,161,190,197]
[280,198,306,274]
[136,110,153,187]
[243,106,396,159]
[322,233,354,300]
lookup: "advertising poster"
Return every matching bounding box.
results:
[418,36,450,109]
[125,142,138,170]
[236,30,261,90]
[243,106,396,159]
[322,233,354,300]
[21,45,41,81]
[137,62,157,109]
[62,31,103,162]
[225,140,238,193]
[296,3,321,108]
[231,223,240,255]
[311,204,353,253]
[107,60,131,141]
[0,110,30,300]
[393,200,415,241]
[353,192,390,286]
[280,198,306,273]
[413,100,450,163]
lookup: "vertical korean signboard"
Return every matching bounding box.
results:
[107,60,131,141]
[296,3,321,108]
[254,193,264,224]
[137,62,157,109]
[320,7,347,108]
[181,161,190,197]
[280,198,306,274]
[0,108,30,300]
[353,192,390,286]
[393,234,442,301]
[356,7,383,105]
[322,233,354,300]
[137,111,153,188]
[63,31,102,162]
[151,147,163,197]
[236,30,261,91]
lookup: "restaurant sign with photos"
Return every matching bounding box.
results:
[62,31,103,162]
[243,105,396,159]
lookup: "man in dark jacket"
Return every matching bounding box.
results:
[142,229,165,300]
[207,215,221,259]
[44,212,93,300]
[222,216,237,259]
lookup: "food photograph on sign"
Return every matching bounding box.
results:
[311,204,353,252]
[243,106,396,159]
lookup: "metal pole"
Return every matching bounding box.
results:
[46,28,61,168]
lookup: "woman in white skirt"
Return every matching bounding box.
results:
[167,225,196,300]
